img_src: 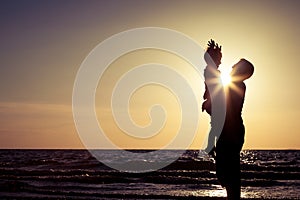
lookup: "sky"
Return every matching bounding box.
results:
[0,0,299,149]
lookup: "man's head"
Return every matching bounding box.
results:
[231,59,254,82]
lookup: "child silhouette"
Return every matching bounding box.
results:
[202,40,224,158]
[202,39,222,115]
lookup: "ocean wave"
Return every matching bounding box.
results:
[0,150,299,199]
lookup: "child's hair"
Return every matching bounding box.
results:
[204,39,222,66]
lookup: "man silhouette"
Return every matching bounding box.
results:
[202,40,254,199]
[215,59,254,199]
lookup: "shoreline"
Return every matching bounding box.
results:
[0,193,297,200]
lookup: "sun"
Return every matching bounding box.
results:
[221,72,232,86]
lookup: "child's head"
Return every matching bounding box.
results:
[231,59,254,82]
[204,39,222,67]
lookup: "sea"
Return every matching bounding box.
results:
[0,149,299,199]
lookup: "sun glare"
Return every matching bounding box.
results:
[221,72,232,86]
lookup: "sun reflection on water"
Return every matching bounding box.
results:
[203,184,226,197]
